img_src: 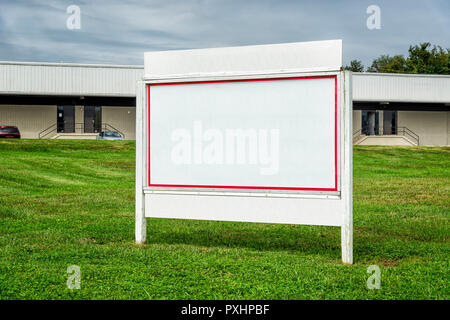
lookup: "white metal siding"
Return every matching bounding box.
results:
[0,62,143,97]
[353,73,450,103]
[1,62,449,104]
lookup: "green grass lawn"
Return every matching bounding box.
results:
[0,140,448,299]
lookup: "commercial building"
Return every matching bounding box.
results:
[0,61,449,145]
[352,72,450,146]
[0,61,141,140]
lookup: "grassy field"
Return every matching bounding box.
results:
[0,139,448,300]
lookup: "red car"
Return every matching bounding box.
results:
[0,126,21,139]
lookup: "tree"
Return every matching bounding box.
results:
[344,60,364,72]
[405,43,449,74]
[366,43,449,75]
[367,54,407,73]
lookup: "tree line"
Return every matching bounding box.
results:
[344,43,449,74]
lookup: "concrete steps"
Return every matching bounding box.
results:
[354,135,417,146]
[51,133,98,139]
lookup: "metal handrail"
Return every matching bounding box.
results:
[400,127,419,145]
[38,123,57,139]
[353,129,363,141]
[403,127,419,141]
[353,129,362,138]
[38,122,125,139]
[353,126,419,145]
[102,123,125,139]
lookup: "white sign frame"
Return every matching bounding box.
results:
[136,40,353,264]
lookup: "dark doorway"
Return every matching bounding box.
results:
[84,106,102,133]
[362,111,379,135]
[57,105,75,133]
[383,110,397,135]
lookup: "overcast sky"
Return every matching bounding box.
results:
[0,0,448,68]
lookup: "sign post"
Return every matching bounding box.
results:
[136,40,353,264]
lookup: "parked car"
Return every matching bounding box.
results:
[0,126,21,139]
[96,131,123,140]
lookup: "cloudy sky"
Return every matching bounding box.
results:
[0,0,448,68]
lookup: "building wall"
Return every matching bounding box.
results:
[0,105,56,138]
[2,104,448,145]
[398,111,449,146]
[102,106,136,140]
[353,110,361,132]
[0,104,135,139]
[448,112,450,146]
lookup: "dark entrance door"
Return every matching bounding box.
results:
[383,110,397,135]
[362,111,379,135]
[57,106,75,133]
[84,106,102,133]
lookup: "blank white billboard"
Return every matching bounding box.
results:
[137,40,353,264]
[148,76,337,192]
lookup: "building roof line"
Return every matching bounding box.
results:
[354,72,450,79]
[1,62,449,78]
[0,61,144,69]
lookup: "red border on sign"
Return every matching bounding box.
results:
[148,75,338,192]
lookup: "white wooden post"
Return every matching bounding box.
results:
[341,71,353,264]
[135,80,146,244]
